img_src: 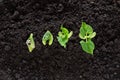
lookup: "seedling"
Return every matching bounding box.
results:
[57,25,73,48]
[42,30,53,45]
[79,22,96,55]
[26,33,35,52]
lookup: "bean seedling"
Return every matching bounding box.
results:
[26,33,35,52]
[79,22,96,55]
[57,25,73,48]
[42,30,53,46]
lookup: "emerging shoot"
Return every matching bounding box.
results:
[57,25,73,48]
[26,33,35,52]
[42,30,53,46]
[79,22,96,55]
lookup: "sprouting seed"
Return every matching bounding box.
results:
[26,33,35,52]
[42,30,53,46]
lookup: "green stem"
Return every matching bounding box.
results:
[86,33,87,42]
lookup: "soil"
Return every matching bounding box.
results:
[0,0,120,80]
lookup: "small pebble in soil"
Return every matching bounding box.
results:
[15,73,20,79]
[95,50,99,54]
[104,74,110,79]
[108,41,113,46]
[38,60,43,64]
[116,65,119,68]
[57,4,64,12]
[10,11,19,19]
[22,60,27,64]
[79,75,83,78]
[4,45,11,51]
[114,72,117,75]
[101,45,107,52]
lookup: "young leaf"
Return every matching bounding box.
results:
[42,30,53,46]
[89,32,96,38]
[57,37,67,48]
[57,25,73,48]
[26,33,35,52]
[61,25,69,35]
[79,22,86,38]
[80,40,95,55]
[85,24,93,34]
[79,22,93,39]
[79,33,86,39]
[68,31,73,38]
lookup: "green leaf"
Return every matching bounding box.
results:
[58,32,65,38]
[42,30,53,46]
[61,25,69,35]
[57,37,67,48]
[26,33,35,52]
[89,32,96,38]
[79,22,93,39]
[79,22,86,38]
[68,31,73,38]
[85,24,93,34]
[80,40,95,55]
[79,33,86,39]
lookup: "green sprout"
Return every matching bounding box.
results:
[79,22,96,55]
[57,25,73,48]
[42,30,53,46]
[26,33,35,52]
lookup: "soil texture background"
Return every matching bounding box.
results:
[0,0,120,80]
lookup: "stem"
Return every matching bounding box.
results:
[86,33,87,42]
[86,38,87,42]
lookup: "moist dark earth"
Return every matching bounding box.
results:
[0,0,120,80]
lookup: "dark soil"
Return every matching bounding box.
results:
[0,0,120,80]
